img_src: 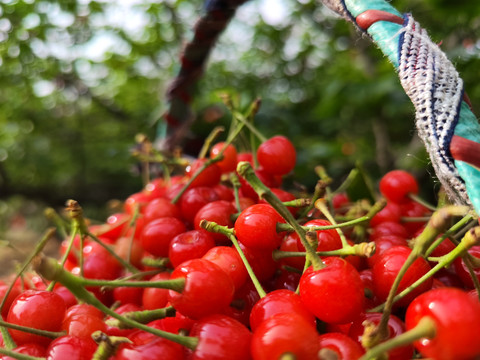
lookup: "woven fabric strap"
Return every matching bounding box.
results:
[398,14,468,206]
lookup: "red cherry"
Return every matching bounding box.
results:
[193,200,237,244]
[259,188,298,216]
[112,282,144,307]
[251,312,319,360]
[318,332,365,360]
[45,336,97,360]
[0,282,21,319]
[169,229,216,269]
[202,246,248,290]
[379,170,419,203]
[168,259,235,319]
[400,200,431,235]
[142,272,171,310]
[372,246,433,307]
[238,167,281,201]
[189,314,252,360]
[249,289,316,331]
[257,135,296,176]
[299,257,365,324]
[140,217,186,257]
[210,142,238,174]
[367,235,409,268]
[453,245,480,288]
[405,287,480,360]
[279,233,306,270]
[369,221,408,240]
[7,290,66,346]
[62,312,106,341]
[234,204,286,251]
[212,184,234,201]
[124,191,151,215]
[179,186,219,223]
[1,343,46,359]
[143,198,181,224]
[115,337,185,360]
[185,158,221,188]
[238,242,278,282]
[295,219,342,253]
[369,202,402,227]
[348,312,414,360]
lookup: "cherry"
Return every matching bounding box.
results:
[143,177,168,199]
[366,235,409,268]
[115,337,185,360]
[453,245,480,288]
[45,335,98,360]
[369,221,408,240]
[189,314,252,360]
[0,282,21,318]
[249,289,316,331]
[193,200,237,244]
[348,312,414,360]
[93,212,130,241]
[279,233,306,270]
[212,183,235,201]
[168,258,235,319]
[259,188,298,216]
[140,216,187,257]
[318,332,364,360]
[294,219,342,253]
[114,235,145,269]
[257,135,296,176]
[179,186,219,223]
[400,200,431,236]
[379,169,419,203]
[0,343,46,359]
[238,242,278,282]
[251,312,319,360]
[369,202,402,227]
[142,272,171,310]
[62,312,106,342]
[112,281,144,307]
[237,167,281,201]
[202,246,248,290]
[234,204,286,251]
[143,197,181,224]
[299,257,365,324]
[7,289,66,346]
[168,229,215,269]
[210,142,238,174]
[124,191,151,215]
[372,245,433,307]
[185,158,222,188]
[405,287,480,360]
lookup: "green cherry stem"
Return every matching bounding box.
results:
[33,256,199,350]
[236,161,324,271]
[408,192,437,211]
[230,173,243,213]
[199,219,266,298]
[424,212,475,257]
[92,331,132,360]
[105,306,176,329]
[0,348,45,360]
[275,213,371,233]
[359,316,436,360]
[0,318,66,339]
[272,241,375,261]
[297,179,329,220]
[198,126,225,159]
[371,226,480,312]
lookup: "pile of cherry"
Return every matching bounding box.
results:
[1,135,480,360]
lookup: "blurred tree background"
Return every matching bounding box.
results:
[0,0,479,232]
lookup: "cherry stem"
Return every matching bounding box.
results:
[424,213,475,257]
[44,207,68,239]
[373,205,468,341]
[0,348,45,360]
[272,241,375,261]
[141,256,170,268]
[360,317,436,360]
[319,348,340,360]
[276,214,370,232]
[371,226,480,312]
[315,199,349,248]
[297,179,329,219]
[106,306,176,329]
[198,126,224,159]
[33,255,199,350]
[279,353,297,360]
[230,173,243,212]
[236,161,324,270]
[231,110,267,143]
[199,219,267,298]
[0,317,66,339]
[92,331,132,360]
[408,192,437,211]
